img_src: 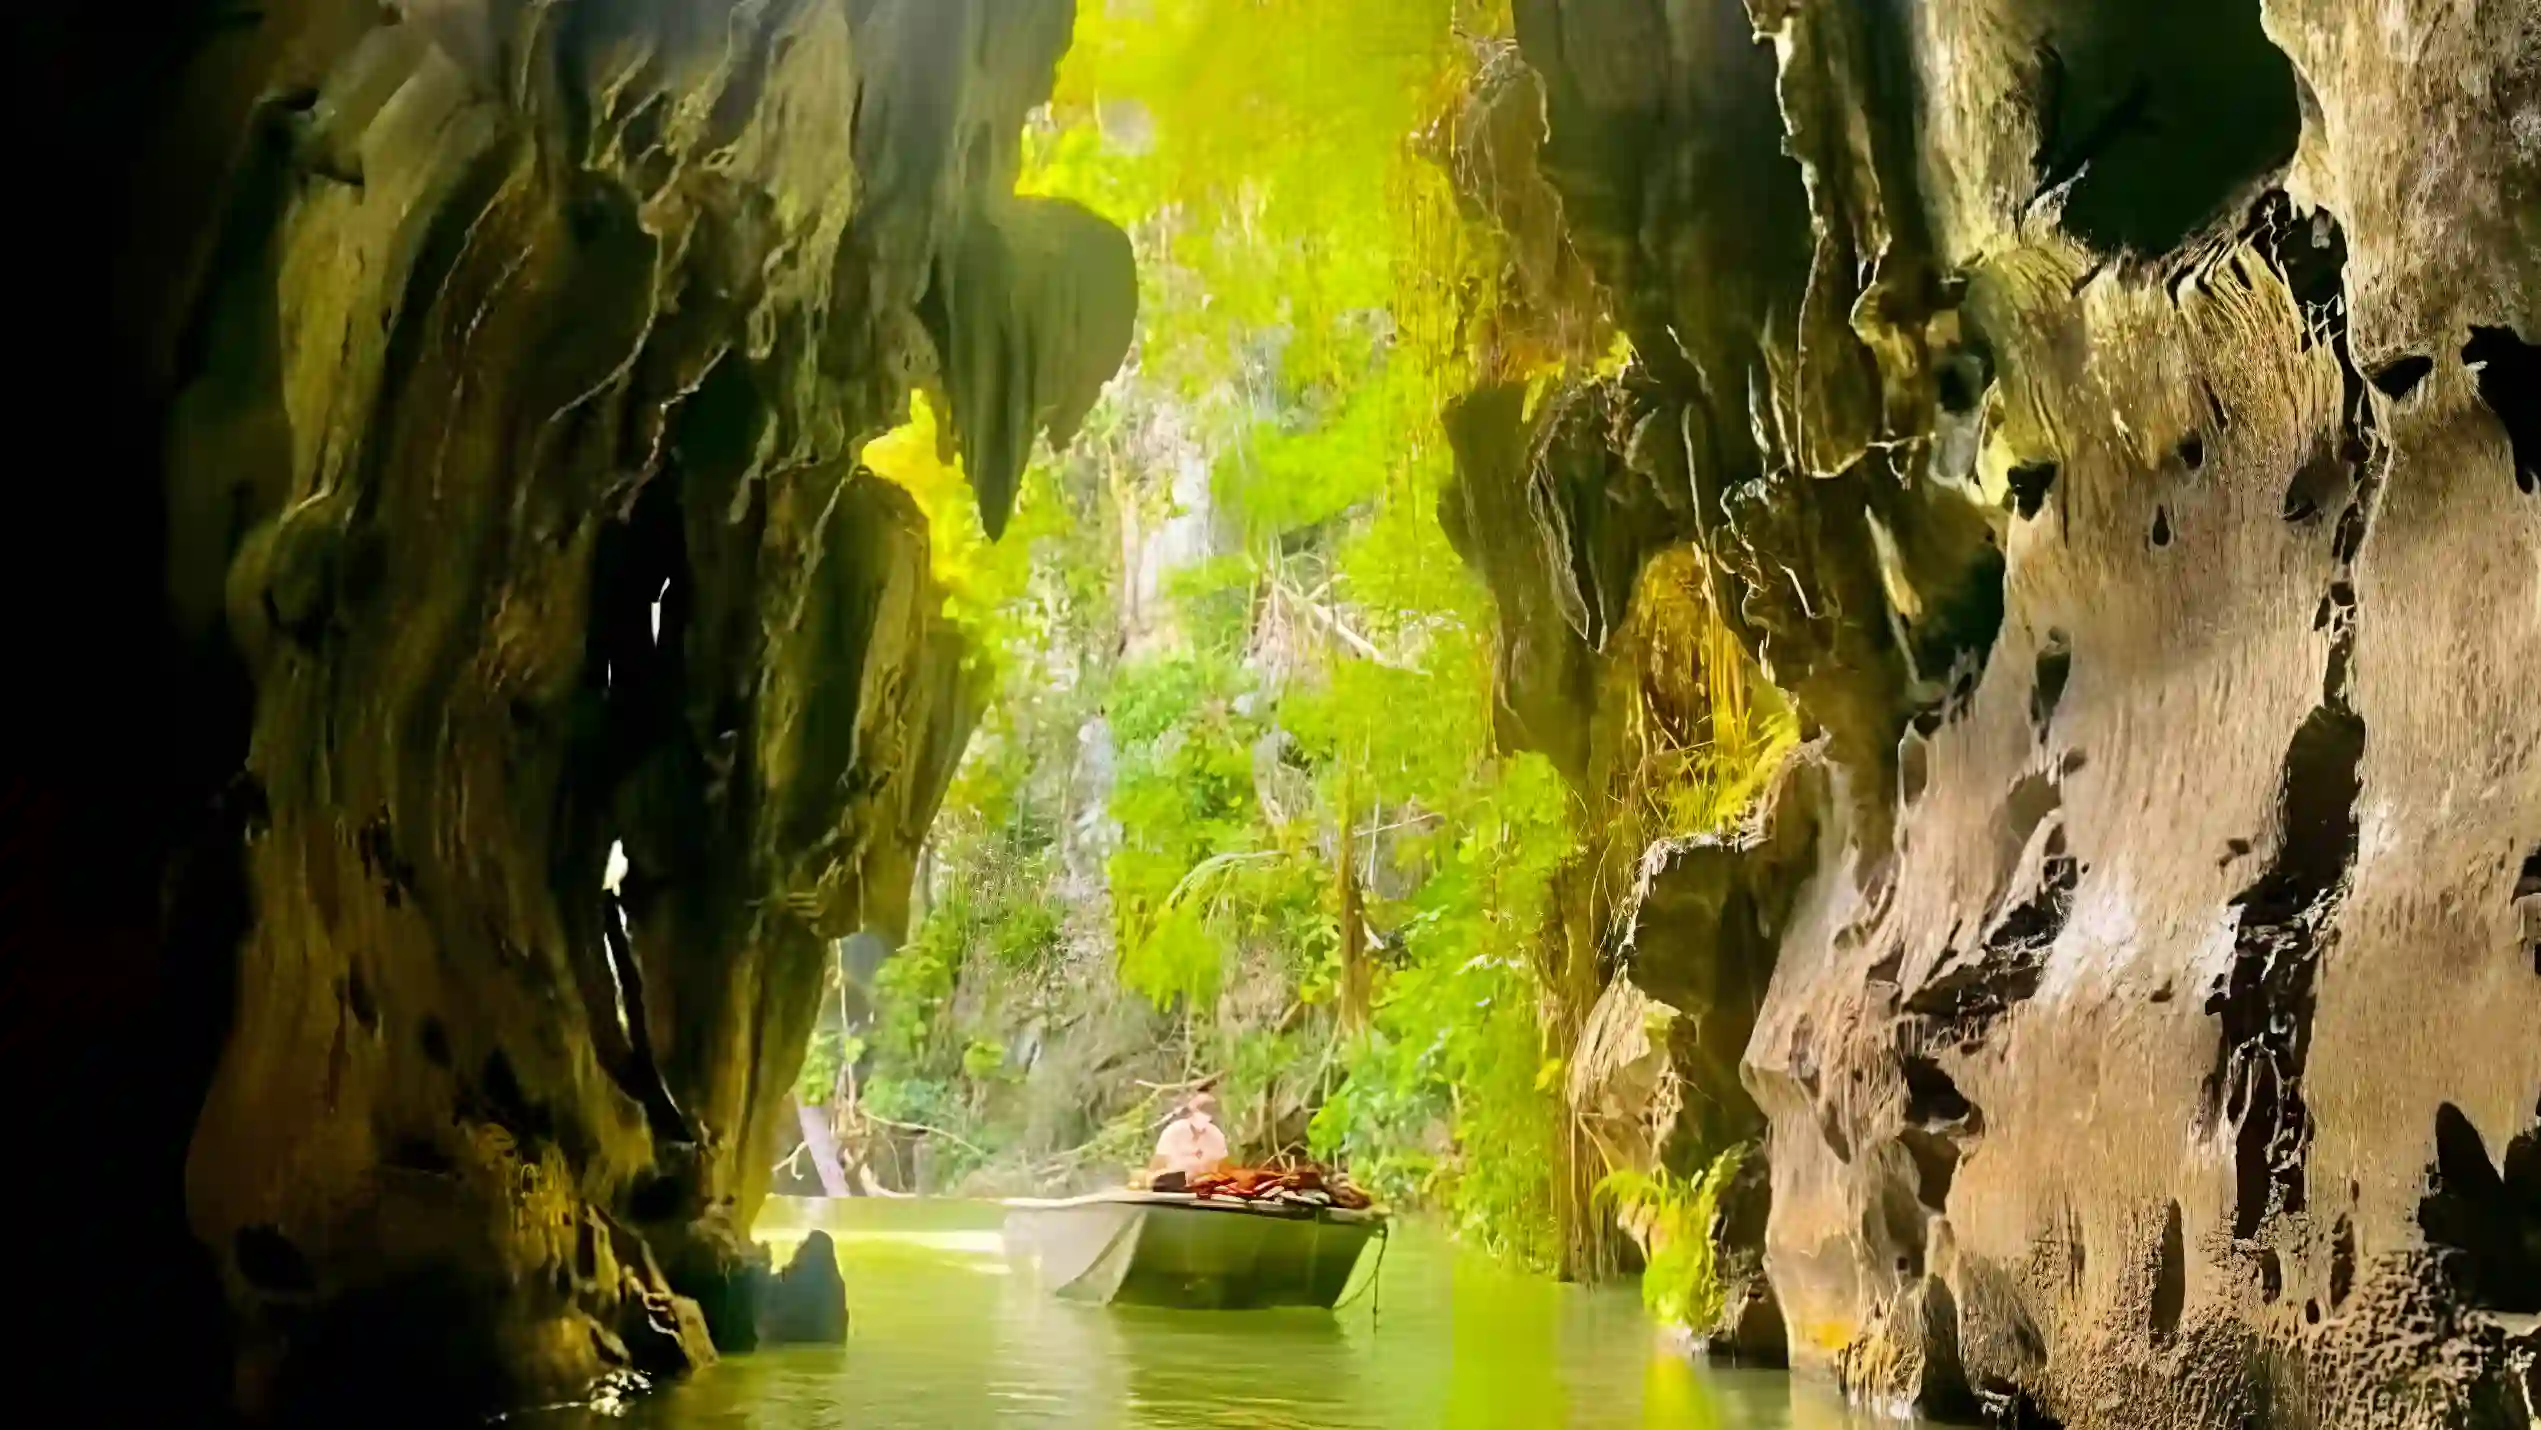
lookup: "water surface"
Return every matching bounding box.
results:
[547,1199,1916,1429]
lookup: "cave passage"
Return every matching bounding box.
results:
[19,0,2539,1426]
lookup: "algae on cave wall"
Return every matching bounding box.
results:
[21,0,1133,1421]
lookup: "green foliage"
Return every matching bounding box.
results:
[857,914,997,1183]
[1120,896,1225,1010]
[1596,1143,1752,1331]
[1219,358,1427,541]
[989,903,1062,972]
[1107,649,1240,745]
[873,919,960,1074]
[835,0,1787,1267]
[1305,746,1575,1266]
[1028,1,1479,400]
[1104,647,1283,1014]
[999,0,1587,1255]
[794,1026,863,1106]
[961,1038,1012,1082]
[862,394,1037,669]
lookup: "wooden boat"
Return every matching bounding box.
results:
[1001,1189,1384,1309]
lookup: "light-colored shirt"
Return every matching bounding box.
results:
[1153,1114,1229,1176]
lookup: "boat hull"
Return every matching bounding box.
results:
[1002,1191,1381,1309]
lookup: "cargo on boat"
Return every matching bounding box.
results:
[1001,1189,1384,1310]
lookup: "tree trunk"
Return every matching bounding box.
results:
[1336,773,1369,1030]
[795,1096,851,1198]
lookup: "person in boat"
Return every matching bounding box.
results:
[1147,1091,1230,1186]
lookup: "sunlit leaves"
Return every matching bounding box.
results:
[1036,1,1456,395]
[1594,1145,1751,1330]
[861,393,1070,672]
[1024,0,1581,1258]
[862,0,1594,1252]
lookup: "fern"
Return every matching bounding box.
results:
[1595,1143,1752,1332]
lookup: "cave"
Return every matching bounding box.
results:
[10,2,2538,1427]
[14,1,1132,1419]
[2464,326,2540,495]
[2028,0,2303,254]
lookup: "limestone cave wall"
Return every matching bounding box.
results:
[1479,0,2537,1424]
[5,2,1129,1423]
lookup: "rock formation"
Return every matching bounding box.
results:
[10,0,2533,1424]
[757,1230,850,1345]
[8,2,1129,1423]
[1445,0,2537,1423]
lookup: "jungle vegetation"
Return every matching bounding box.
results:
[790,0,1793,1305]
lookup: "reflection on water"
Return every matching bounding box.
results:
[527,1199,1918,1430]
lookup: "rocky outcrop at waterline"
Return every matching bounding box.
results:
[7,1,1129,1422]
[1458,0,2537,1424]
[758,1231,851,1345]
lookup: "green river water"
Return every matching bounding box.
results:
[528,1200,1924,1430]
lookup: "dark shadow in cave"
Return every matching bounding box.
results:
[2417,1101,2541,1313]
[2369,354,2434,400]
[2206,702,2365,1239]
[2463,326,2540,495]
[558,464,706,1150]
[2007,461,2059,521]
[2516,845,2540,976]
[2030,629,2073,736]
[2031,0,2301,255]
[2149,1200,2186,1345]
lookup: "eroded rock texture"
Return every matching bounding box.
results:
[1493,0,2538,1423]
[1442,369,1803,1276]
[8,2,1128,1423]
